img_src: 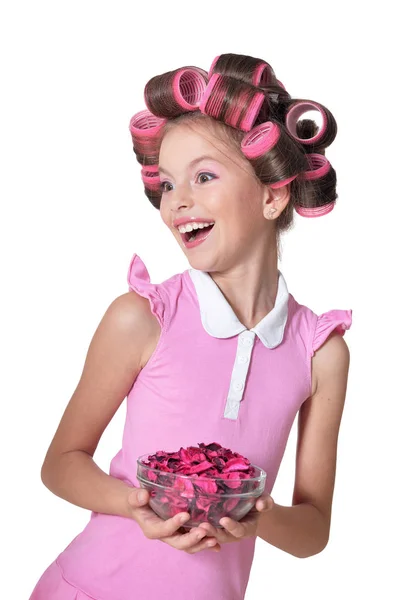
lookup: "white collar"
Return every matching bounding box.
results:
[188,268,290,349]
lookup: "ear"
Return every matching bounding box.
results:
[262,183,291,220]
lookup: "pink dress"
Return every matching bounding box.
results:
[29,253,352,600]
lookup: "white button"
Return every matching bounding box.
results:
[244,338,252,346]
[238,355,248,364]
[234,381,244,391]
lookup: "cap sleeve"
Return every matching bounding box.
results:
[311,309,352,357]
[126,253,165,327]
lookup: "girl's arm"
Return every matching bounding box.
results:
[40,291,161,518]
[256,332,351,558]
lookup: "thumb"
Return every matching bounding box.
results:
[127,486,149,508]
[256,494,274,512]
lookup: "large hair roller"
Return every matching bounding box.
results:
[241,121,298,188]
[208,55,220,78]
[285,100,337,152]
[208,53,276,88]
[299,153,331,181]
[241,122,280,159]
[294,153,336,217]
[129,109,166,165]
[294,202,335,217]
[144,67,208,119]
[199,73,266,132]
[140,164,162,209]
[141,164,160,190]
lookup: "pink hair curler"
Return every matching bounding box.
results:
[208,55,220,78]
[141,164,159,173]
[129,110,166,138]
[241,121,280,159]
[253,61,275,87]
[172,68,207,111]
[141,166,161,190]
[186,65,209,80]
[241,121,299,188]
[295,201,335,218]
[269,174,298,189]
[299,153,331,180]
[144,67,207,118]
[200,73,265,132]
[208,54,275,89]
[285,101,327,145]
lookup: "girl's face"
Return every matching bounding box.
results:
[158,120,272,272]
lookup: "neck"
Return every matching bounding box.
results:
[209,241,279,330]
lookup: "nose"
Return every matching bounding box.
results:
[169,181,195,212]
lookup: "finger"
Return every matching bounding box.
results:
[162,525,209,551]
[219,517,246,538]
[186,537,221,554]
[142,511,191,539]
[127,487,150,508]
[197,522,234,546]
[256,494,274,512]
[197,522,220,538]
[176,527,221,553]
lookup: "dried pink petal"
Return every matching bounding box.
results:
[193,478,218,494]
[223,497,241,512]
[223,457,249,472]
[196,496,215,512]
[186,460,214,475]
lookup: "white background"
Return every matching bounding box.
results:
[1,1,398,598]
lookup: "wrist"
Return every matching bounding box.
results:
[112,483,137,519]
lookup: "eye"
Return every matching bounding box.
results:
[160,172,216,193]
[197,172,215,184]
[160,181,174,193]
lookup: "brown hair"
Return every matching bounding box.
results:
[131,53,338,246]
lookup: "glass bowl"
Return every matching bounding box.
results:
[136,453,267,529]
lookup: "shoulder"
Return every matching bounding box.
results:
[311,308,352,395]
[106,290,159,329]
[311,331,350,398]
[103,291,161,369]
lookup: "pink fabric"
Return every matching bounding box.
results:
[311,309,353,356]
[31,254,352,600]
[29,560,94,599]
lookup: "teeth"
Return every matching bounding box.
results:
[178,221,215,233]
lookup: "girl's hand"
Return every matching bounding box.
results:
[195,494,275,546]
[126,486,220,554]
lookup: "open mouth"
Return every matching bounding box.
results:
[184,223,215,243]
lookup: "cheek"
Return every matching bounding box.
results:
[225,201,260,242]
[159,203,169,226]
[202,187,231,216]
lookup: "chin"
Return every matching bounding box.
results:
[184,253,217,273]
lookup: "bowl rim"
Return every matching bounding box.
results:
[136,453,267,483]
[136,474,265,497]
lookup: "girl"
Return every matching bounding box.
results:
[29,53,352,600]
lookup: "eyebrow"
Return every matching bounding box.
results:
[158,155,221,177]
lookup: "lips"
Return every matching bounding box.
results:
[180,223,215,249]
[173,216,215,228]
